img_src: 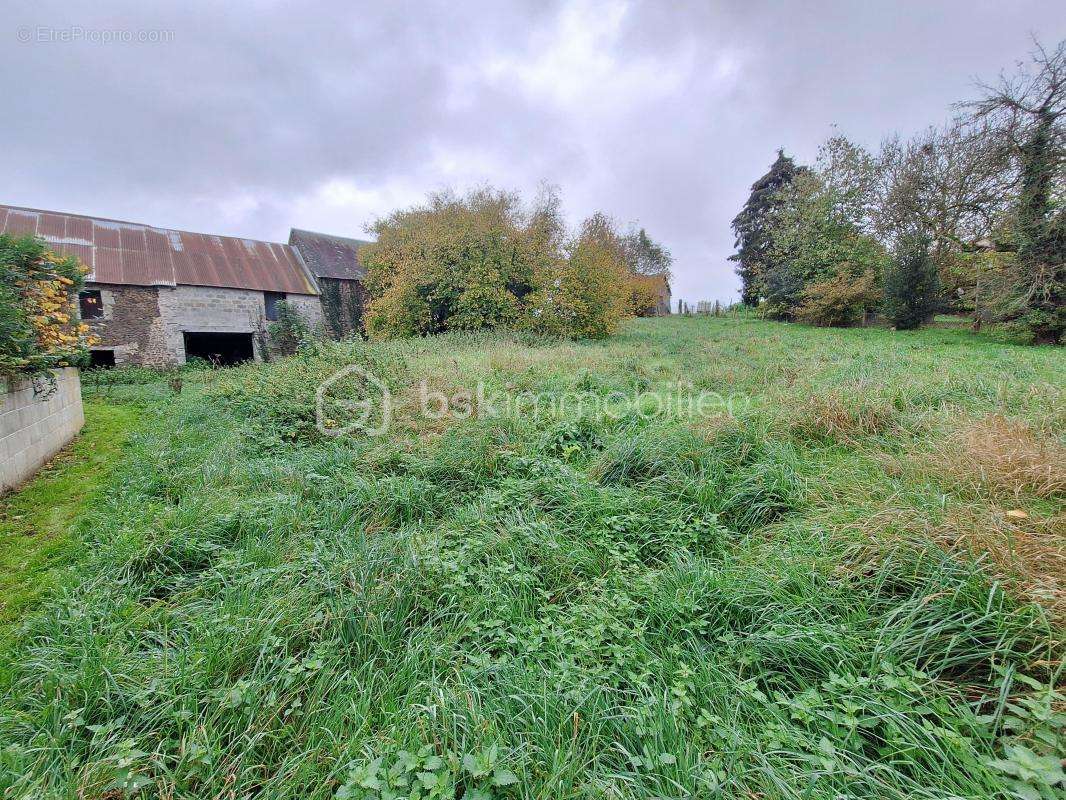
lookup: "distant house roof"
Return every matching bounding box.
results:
[0,203,318,295]
[288,228,369,281]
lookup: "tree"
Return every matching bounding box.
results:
[622,228,673,278]
[883,232,941,329]
[763,166,889,322]
[525,213,632,339]
[964,39,1065,344]
[621,228,672,316]
[730,150,804,306]
[362,187,540,338]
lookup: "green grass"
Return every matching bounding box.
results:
[0,316,1063,799]
[0,402,143,632]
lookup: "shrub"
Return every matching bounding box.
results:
[363,187,635,340]
[267,300,312,356]
[883,232,941,330]
[794,266,880,327]
[0,234,94,379]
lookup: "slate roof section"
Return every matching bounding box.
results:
[0,203,318,295]
[288,228,369,281]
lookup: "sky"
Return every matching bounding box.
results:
[3,1,1064,304]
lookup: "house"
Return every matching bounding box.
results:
[0,203,324,366]
[651,275,672,316]
[288,228,368,339]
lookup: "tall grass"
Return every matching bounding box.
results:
[1,316,1063,799]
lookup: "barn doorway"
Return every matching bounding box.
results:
[183,332,254,366]
[88,349,116,369]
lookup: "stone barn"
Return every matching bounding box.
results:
[0,204,322,366]
[288,228,368,338]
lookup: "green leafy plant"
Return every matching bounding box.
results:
[0,234,93,379]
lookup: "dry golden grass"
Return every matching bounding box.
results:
[936,504,1065,622]
[932,414,1066,500]
[782,387,899,444]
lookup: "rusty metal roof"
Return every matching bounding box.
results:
[0,203,318,295]
[288,228,368,281]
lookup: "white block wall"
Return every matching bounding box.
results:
[0,368,85,491]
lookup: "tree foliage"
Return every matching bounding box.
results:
[964,39,1065,344]
[622,228,672,316]
[362,187,637,340]
[525,213,633,338]
[729,39,1064,343]
[622,228,673,278]
[730,150,804,306]
[0,234,95,378]
[762,149,888,323]
[883,232,941,330]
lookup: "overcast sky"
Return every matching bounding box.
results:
[4,1,1064,303]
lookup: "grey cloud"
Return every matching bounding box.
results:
[3,0,1063,302]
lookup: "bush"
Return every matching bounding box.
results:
[267,300,312,356]
[362,187,634,340]
[883,232,941,330]
[0,235,94,378]
[794,267,879,327]
[525,213,633,339]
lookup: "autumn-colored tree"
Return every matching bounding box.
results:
[525,213,632,339]
[628,274,666,316]
[362,187,634,339]
[362,188,537,338]
[0,234,95,378]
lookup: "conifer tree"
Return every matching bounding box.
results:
[730,150,804,306]
[883,232,941,330]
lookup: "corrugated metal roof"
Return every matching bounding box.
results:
[0,203,318,295]
[289,228,368,281]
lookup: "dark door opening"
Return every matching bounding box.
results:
[89,349,116,368]
[183,332,254,366]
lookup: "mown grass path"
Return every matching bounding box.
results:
[0,402,142,633]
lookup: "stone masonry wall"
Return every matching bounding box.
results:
[83,284,324,365]
[82,283,166,365]
[0,367,84,491]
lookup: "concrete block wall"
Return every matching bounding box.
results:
[158,286,324,363]
[0,368,85,491]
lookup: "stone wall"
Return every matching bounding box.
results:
[1,368,84,491]
[83,283,167,365]
[83,283,324,365]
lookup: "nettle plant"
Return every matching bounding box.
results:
[0,234,95,383]
[336,743,518,800]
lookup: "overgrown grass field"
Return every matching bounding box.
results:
[1,316,1063,798]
